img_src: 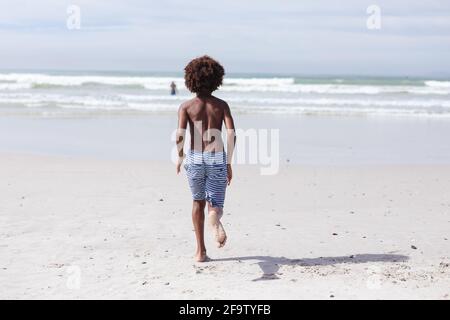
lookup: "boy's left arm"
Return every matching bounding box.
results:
[176,104,188,174]
[223,103,236,185]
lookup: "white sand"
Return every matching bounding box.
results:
[0,153,449,299]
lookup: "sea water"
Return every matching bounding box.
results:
[0,71,449,117]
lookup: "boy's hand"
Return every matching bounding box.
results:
[176,156,184,174]
[227,164,232,186]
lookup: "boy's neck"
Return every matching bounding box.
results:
[197,92,212,98]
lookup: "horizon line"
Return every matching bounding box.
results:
[0,68,449,79]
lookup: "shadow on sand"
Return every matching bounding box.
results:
[212,253,409,281]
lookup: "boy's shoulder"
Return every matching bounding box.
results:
[211,95,229,107]
[179,97,196,111]
[181,96,229,109]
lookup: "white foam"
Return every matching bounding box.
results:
[0,73,181,90]
[425,80,450,88]
[226,97,450,108]
[1,73,450,117]
[223,77,295,86]
[1,73,450,95]
[1,92,450,114]
[0,83,31,90]
[220,84,450,95]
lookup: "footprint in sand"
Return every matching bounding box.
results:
[208,211,227,248]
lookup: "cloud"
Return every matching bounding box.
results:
[0,0,449,76]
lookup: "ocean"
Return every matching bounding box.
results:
[1,71,450,118]
[1,71,450,164]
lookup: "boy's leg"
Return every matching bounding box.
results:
[204,156,228,248]
[208,203,227,248]
[192,199,208,262]
[185,155,207,262]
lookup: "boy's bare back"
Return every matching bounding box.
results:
[179,95,234,152]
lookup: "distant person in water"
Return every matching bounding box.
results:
[170,81,177,95]
[176,55,236,262]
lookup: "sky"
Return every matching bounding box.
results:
[0,0,449,76]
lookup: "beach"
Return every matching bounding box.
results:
[2,0,450,302]
[1,72,449,299]
[1,153,449,299]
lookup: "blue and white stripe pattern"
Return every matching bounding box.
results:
[184,150,228,208]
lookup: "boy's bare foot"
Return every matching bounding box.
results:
[209,210,227,248]
[195,250,209,262]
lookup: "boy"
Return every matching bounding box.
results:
[176,55,236,262]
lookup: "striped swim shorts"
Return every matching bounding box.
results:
[184,150,228,208]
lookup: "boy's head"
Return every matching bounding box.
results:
[184,55,224,95]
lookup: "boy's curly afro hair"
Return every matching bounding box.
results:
[184,55,225,94]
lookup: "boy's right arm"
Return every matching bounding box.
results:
[176,104,188,174]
